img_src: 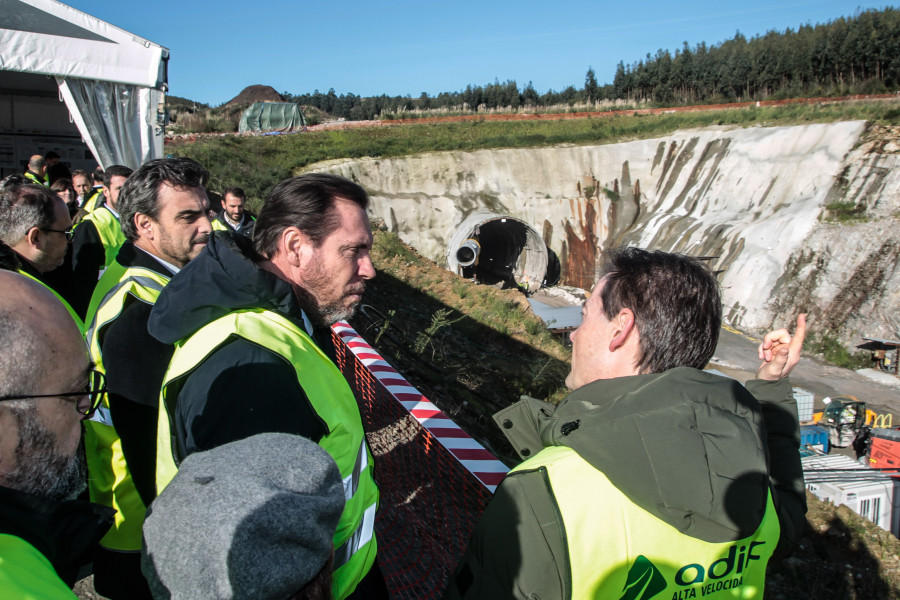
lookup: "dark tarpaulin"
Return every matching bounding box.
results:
[238,102,306,133]
[858,337,900,351]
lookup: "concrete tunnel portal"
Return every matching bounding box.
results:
[446,211,559,292]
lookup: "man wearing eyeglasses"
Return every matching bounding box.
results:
[0,180,81,328]
[0,270,113,598]
[0,181,72,278]
[82,157,211,600]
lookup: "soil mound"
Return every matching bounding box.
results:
[225,85,283,106]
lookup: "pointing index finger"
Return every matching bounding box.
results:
[789,313,807,358]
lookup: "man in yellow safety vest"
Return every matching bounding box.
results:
[0,179,80,328]
[23,155,48,186]
[210,186,255,238]
[70,165,133,316]
[0,271,113,598]
[148,174,385,600]
[445,248,808,600]
[83,158,211,600]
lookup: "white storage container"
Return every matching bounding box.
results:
[803,454,900,536]
[794,387,815,422]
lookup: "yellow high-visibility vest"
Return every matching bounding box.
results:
[157,309,378,599]
[0,534,78,599]
[79,206,125,268]
[83,262,170,551]
[511,445,779,599]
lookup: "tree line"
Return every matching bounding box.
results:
[283,7,899,120]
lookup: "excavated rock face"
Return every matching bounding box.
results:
[309,120,900,346]
[767,124,900,344]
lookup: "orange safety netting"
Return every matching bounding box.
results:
[331,328,496,599]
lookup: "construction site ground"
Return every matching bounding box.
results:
[712,326,900,419]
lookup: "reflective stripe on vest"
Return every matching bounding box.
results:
[210,218,228,231]
[83,262,169,552]
[156,309,378,600]
[81,206,125,268]
[23,171,48,187]
[82,190,104,213]
[15,270,84,333]
[512,446,779,600]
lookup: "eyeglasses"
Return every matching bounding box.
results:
[40,227,75,242]
[0,369,106,418]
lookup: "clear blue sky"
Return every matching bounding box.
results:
[65,0,893,106]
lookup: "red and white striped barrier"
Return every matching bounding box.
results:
[332,322,510,492]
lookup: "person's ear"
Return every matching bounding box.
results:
[134,213,154,240]
[25,226,42,250]
[282,227,316,268]
[609,308,635,352]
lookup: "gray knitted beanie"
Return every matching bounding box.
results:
[141,433,344,600]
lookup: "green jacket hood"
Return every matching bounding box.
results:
[496,367,770,542]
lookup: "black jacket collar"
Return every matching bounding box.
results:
[115,242,175,278]
[14,252,43,280]
[0,484,114,585]
[149,230,304,345]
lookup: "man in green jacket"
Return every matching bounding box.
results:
[445,247,807,600]
[0,271,113,598]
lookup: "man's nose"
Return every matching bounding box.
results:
[359,255,375,280]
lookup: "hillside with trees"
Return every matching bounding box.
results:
[170,8,900,132]
[278,8,900,121]
[612,8,900,104]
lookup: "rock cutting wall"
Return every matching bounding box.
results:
[309,121,900,345]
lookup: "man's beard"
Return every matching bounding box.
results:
[295,284,365,328]
[3,403,86,501]
[159,229,210,267]
[296,258,366,327]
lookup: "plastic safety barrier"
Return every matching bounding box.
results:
[330,322,509,599]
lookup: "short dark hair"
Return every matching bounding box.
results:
[254,174,369,258]
[0,183,60,245]
[103,165,134,189]
[71,169,90,181]
[223,187,246,202]
[597,247,721,374]
[92,169,104,184]
[45,151,60,161]
[117,158,210,242]
[50,178,74,195]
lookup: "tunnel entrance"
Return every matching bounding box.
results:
[447,211,551,292]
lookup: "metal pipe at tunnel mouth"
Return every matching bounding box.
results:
[447,212,550,291]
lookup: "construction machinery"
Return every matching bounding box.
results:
[813,396,877,448]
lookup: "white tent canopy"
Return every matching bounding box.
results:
[0,0,169,170]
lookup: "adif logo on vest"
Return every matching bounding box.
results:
[619,542,765,600]
[672,541,765,598]
[618,555,666,600]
